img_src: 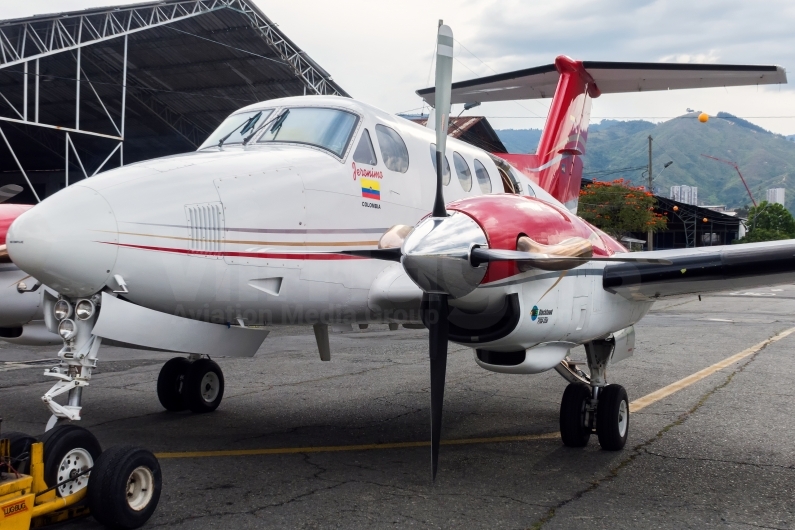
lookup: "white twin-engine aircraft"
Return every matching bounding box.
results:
[5,24,794,478]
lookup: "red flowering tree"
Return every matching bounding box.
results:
[578,179,667,240]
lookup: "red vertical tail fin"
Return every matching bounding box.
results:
[418,55,784,212]
[500,56,598,212]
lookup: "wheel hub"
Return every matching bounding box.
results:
[200,372,219,402]
[57,447,93,496]
[126,466,155,511]
[617,399,628,437]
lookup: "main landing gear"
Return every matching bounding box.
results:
[157,356,225,413]
[557,339,630,451]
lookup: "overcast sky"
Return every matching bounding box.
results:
[7,0,795,134]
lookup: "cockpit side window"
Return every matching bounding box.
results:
[352,129,378,165]
[429,144,451,186]
[374,124,409,173]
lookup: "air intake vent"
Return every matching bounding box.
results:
[185,202,224,256]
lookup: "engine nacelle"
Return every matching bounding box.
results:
[474,341,576,374]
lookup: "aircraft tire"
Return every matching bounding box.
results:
[183,358,225,413]
[157,357,191,411]
[559,383,592,447]
[41,424,102,496]
[87,445,162,529]
[596,384,629,451]
[1,431,36,474]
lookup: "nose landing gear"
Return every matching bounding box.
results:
[557,338,630,451]
[156,356,225,413]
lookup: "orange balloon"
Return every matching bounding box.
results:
[698,113,709,123]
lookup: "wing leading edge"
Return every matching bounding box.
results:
[417,60,786,106]
[603,240,795,301]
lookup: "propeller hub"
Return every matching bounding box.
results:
[402,212,487,299]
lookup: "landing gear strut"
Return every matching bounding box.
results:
[558,338,630,450]
[156,356,225,413]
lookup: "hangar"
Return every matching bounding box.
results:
[0,0,347,203]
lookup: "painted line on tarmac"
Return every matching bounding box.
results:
[155,327,795,459]
[155,432,560,459]
[629,326,795,413]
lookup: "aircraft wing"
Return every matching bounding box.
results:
[417,60,787,106]
[602,240,795,301]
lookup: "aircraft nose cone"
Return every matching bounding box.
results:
[7,185,118,297]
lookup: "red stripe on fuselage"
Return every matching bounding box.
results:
[101,242,366,260]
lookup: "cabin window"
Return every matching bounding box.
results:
[473,159,492,193]
[375,124,409,172]
[256,107,359,157]
[353,129,378,165]
[429,144,451,186]
[199,109,273,149]
[453,152,472,192]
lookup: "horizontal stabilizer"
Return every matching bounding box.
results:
[417,60,787,105]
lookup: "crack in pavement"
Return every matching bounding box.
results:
[529,330,778,530]
[642,448,795,471]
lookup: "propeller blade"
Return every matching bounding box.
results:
[427,293,449,480]
[0,184,23,204]
[432,22,454,219]
[338,248,402,262]
[470,247,672,267]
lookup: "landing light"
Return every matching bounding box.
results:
[54,300,72,320]
[75,299,95,320]
[58,319,77,340]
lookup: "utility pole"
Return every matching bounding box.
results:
[647,135,653,251]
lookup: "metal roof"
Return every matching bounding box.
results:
[0,0,348,203]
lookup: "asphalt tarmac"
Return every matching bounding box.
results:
[2,285,795,529]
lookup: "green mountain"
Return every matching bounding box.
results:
[496,114,795,213]
[494,128,542,154]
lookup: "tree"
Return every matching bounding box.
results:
[578,179,667,240]
[735,201,795,243]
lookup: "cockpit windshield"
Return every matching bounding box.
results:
[199,109,273,149]
[256,107,359,157]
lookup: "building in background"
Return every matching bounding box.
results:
[402,115,507,153]
[670,185,698,206]
[767,188,786,206]
[0,0,347,204]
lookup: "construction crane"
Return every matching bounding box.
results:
[700,154,757,207]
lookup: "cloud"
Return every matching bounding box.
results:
[4,0,795,133]
[658,51,721,64]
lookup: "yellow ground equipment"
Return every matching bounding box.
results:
[0,425,161,529]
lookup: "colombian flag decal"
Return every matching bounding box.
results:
[361,178,380,200]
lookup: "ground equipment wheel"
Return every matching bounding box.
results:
[157,357,191,411]
[41,424,102,496]
[596,384,629,451]
[560,383,592,447]
[87,445,162,530]
[1,431,36,474]
[183,358,224,413]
